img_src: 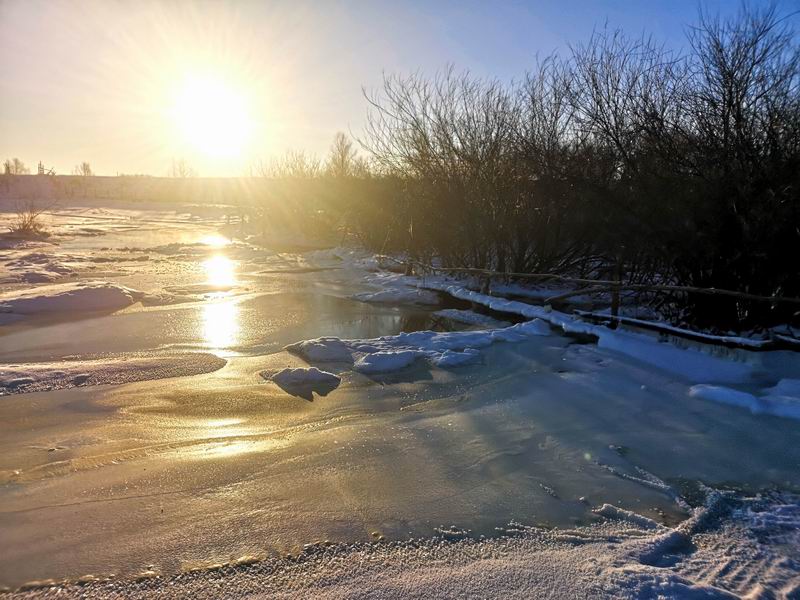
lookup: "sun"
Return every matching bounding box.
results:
[170,73,253,158]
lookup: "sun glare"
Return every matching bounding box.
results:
[204,254,236,287]
[171,74,253,158]
[202,299,240,350]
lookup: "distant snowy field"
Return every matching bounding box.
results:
[1,199,799,596]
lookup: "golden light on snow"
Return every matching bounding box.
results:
[203,254,236,287]
[170,73,254,159]
[202,299,239,350]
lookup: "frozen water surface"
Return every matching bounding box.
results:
[0,201,799,594]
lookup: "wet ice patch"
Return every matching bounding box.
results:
[434,309,509,328]
[353,287,440,306]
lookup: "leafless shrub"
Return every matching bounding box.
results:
[8,201,51,238]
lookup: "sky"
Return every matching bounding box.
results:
[0,0,794,177]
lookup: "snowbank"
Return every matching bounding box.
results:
[3,251,76,283]
[354,350,419,374]
[689,383,800,420]
[286,319,552,374]
[417,278,756,384]
[0,354,226,395]
[18,493,798,599]
[0,281,142,315]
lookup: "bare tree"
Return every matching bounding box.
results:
[326,132,359,178]
[258,150,321,178]
[3,158,30,175]
[170,159,196,178]
[73,162,93,176]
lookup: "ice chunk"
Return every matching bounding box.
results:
[268,367,341,387]
[286,319,552,377]
[689,385,763,412]
[354,350,419,374]
[431,349,482,368]
[264,367,341,400]
[284,337,353,362]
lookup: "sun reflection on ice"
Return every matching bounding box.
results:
[202,299,240,351]
[199,233,230,248]
[203,254,236,287]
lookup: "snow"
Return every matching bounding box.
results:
[4,252,76,283]
[430,348,482,368]
[285,319,552,374]
[12,492,797,599]
[689,383,800,420]
[354,350,419,373]
[262,367,342,400]
[764,378,800,398]
[592,503,661,529]
[268,367,341,387]
[0,354,227,395]
[415,278,756,384]
[575,310,772,349]
[285,337,354,362]
[0,281,141,315]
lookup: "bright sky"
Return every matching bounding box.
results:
[0,0,793,177]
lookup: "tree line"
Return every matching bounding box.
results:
[281,4,798,332]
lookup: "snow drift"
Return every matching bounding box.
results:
[0,281,142,315]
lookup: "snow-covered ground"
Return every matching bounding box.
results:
[1,201,799,596]
[7,492,799,599]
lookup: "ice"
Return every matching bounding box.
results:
[434,308,509,328]
[15,493,797,599]
[764,378,800,398]
[354,350,419,373]
[689,383,800,420]
[286,319,552,374]
[430,348,482,368]
[268,367,341,387]
[415,278,756,383]
[0,281,142,315]
[2,208,800,594]
[353,288,441,305]
[593,503,661,529]
[264,367,341,400]
[285,337,354,362]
